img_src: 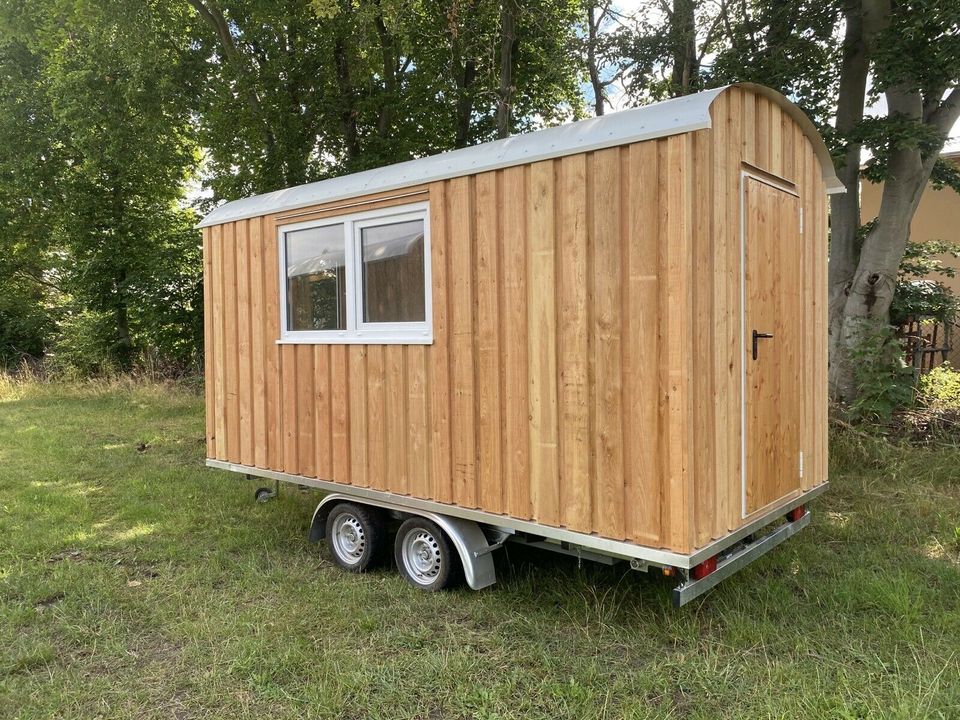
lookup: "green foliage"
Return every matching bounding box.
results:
[890,240,960,324]
[857,115,952,185]
[855,0,960,185]
[930,155,960,193]
[1,0,586,376]
[898,239,960,279]
[45,309,119,378]
[892,280,959,326]
[869,0,960,100]
[0,29,63,365]
[610,0,710,101]
[0,271,51,365]
[0,0,204,374]
[125,210,204,370]
[193,0,585,201]
[848,321,915,421]
[917,363,960,410]
[707,0,843,140]
[893,362,960,443]
[0,0,957,384]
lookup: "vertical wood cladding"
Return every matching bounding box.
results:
[204,86,829,555]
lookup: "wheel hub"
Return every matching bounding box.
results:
[402,530,441,583]
[332,514,365,564]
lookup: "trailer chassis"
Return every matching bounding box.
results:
[209,459,826,606]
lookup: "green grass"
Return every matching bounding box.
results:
[1,378,958,719]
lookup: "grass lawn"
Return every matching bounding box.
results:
[1,378,959,719]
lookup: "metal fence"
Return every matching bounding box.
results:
[896,317,958,372]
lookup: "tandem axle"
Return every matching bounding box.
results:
[211,460,824,607]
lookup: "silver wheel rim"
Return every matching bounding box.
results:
[401,528,443,586]
[331,513,366,565]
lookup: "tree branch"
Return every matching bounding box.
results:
[13,267,62,293]
[697,11,724,64]
[186,0,278,174]
[885,83,923,121]
[928,85,960,135]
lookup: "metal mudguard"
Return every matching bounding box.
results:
[311,493,497,590]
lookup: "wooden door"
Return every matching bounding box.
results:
[743,175,803,517]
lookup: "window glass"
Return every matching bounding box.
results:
[285,224,346,331]
[360,219,426,323]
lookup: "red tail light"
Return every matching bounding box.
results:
[691,555,717,580]
[786,505,805,523]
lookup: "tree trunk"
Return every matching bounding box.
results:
[669,0,698,96]
[835,139,936,396]
[495,0,517,139]
[827,0,878,400]
[334,35,360,162]
[453,58,476,148]
[373,1,397,139]
[449,11,477,149]
[585,1,605,115]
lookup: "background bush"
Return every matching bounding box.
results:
[918,363,960,411]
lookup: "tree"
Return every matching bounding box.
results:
[0,0,204,370]
[0,32,62,364]
[829,0,960,400]
[600,0,728,106]
[189,0,584,201]
[707,0,960,403]
[710,0,841,126]
[189,0,335,197]
[583,0,612,114]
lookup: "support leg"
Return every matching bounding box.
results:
[253,475,280,503]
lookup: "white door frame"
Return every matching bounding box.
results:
[739,169,801,519]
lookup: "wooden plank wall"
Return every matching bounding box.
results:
[691,87,829,548]
[204,86,829,555]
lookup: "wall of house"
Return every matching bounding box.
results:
[860,153,960,298]
[203,85,830,555]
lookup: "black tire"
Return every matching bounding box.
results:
[394,517,460,591]
[325,503,387,572]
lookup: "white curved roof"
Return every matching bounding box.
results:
[199,83,842,229]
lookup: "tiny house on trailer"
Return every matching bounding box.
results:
[199,83,842,606]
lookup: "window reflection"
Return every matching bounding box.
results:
[285,224,346,331]
[360,220,426,324]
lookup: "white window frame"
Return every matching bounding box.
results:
[277,201,432,344]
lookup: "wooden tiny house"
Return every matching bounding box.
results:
[201,84,841,602]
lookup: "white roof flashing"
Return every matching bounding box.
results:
[198,84,841,229]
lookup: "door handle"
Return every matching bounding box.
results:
[752,330,774,360]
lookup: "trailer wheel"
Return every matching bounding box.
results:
[325,503,386,572]
[254,487,276,503]
[395,518,459,591]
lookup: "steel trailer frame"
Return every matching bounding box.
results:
[208,459,826,606]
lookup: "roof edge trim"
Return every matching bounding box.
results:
[197,88,726,228]
[198,84,842,229]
